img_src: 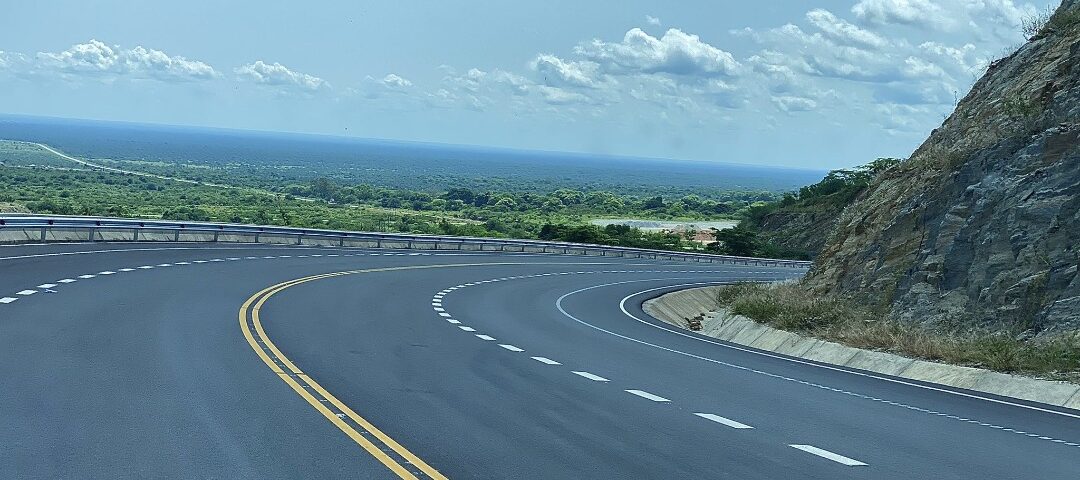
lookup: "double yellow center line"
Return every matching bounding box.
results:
[240,262,606,478]
[239,265,467,480]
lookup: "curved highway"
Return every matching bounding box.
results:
[1,242,1078,479]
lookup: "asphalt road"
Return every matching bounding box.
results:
[1,242,1078,479]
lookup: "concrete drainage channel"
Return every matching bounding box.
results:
[643,285,1080,411]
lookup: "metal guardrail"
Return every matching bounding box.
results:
[0,215,812,268]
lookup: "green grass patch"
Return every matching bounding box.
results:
[716,282,1080,382]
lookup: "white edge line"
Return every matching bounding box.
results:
[542,279,1080,421]
[612,282,1080,420]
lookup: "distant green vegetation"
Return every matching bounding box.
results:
[748,157,901,222]
[709,158,903,260]
[0,140,793,255]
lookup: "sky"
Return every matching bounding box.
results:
[0,0,1059,170]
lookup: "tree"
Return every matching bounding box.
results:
[643,196,665,209]
[444,188,475,204]
[709,226,758,256]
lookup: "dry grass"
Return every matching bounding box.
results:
[716,283,1080,383]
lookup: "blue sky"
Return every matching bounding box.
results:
[0,0,1057,169]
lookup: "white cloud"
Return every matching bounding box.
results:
[350,73,414,100]
[575,28,741,77]
[535,85,592,105]
[967,0,1037,29]
[739,5,1008,111]
[436,66,587,110]
[698,79,746,108]
[36,39,216,81]
[740,24,897,82]
[873,102,937,133]
[806,9,889,49]
[851,0,1036,34]
[235,60,328,91]
[529,54,610,89]
[851,0,947,28]
[380,73,412,89]
[0,51,23,71]
[646,15,662,26]
[771,95,818,112]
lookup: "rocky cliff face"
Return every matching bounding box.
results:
[807,0,1080,333]
[752,209,837,259]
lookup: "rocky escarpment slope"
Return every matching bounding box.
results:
[807,0,1080,332]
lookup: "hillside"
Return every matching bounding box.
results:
[743,158,899,259]
[807,0,1080,333]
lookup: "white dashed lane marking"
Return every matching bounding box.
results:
[0,297,16,304]
[16,290,36,296]
[458,326,476,332]
[37,284,58,289]
[694,413,753,429]
[499,344,524,352]
[571,371,610,382]
[475,335,496,341]
[625,390,670,402]
[446,319,461,324]
[78,274,96,278]
[57,279,76,283]
[438,313,452,317]
[789,445,867,466]
[98,271,116,275]
[531,356,561,365]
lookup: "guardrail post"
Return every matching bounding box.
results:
[174,230,180,242]
[407,240,413,249]
[40,227,47,242]
[133,228,140,242]
[213,230,219,242]
[88,227,95,242]
[376,238,382,249]
[339,236,345,247]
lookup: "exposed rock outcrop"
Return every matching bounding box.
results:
[751,209,837,259]
[807,1,1080,332]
